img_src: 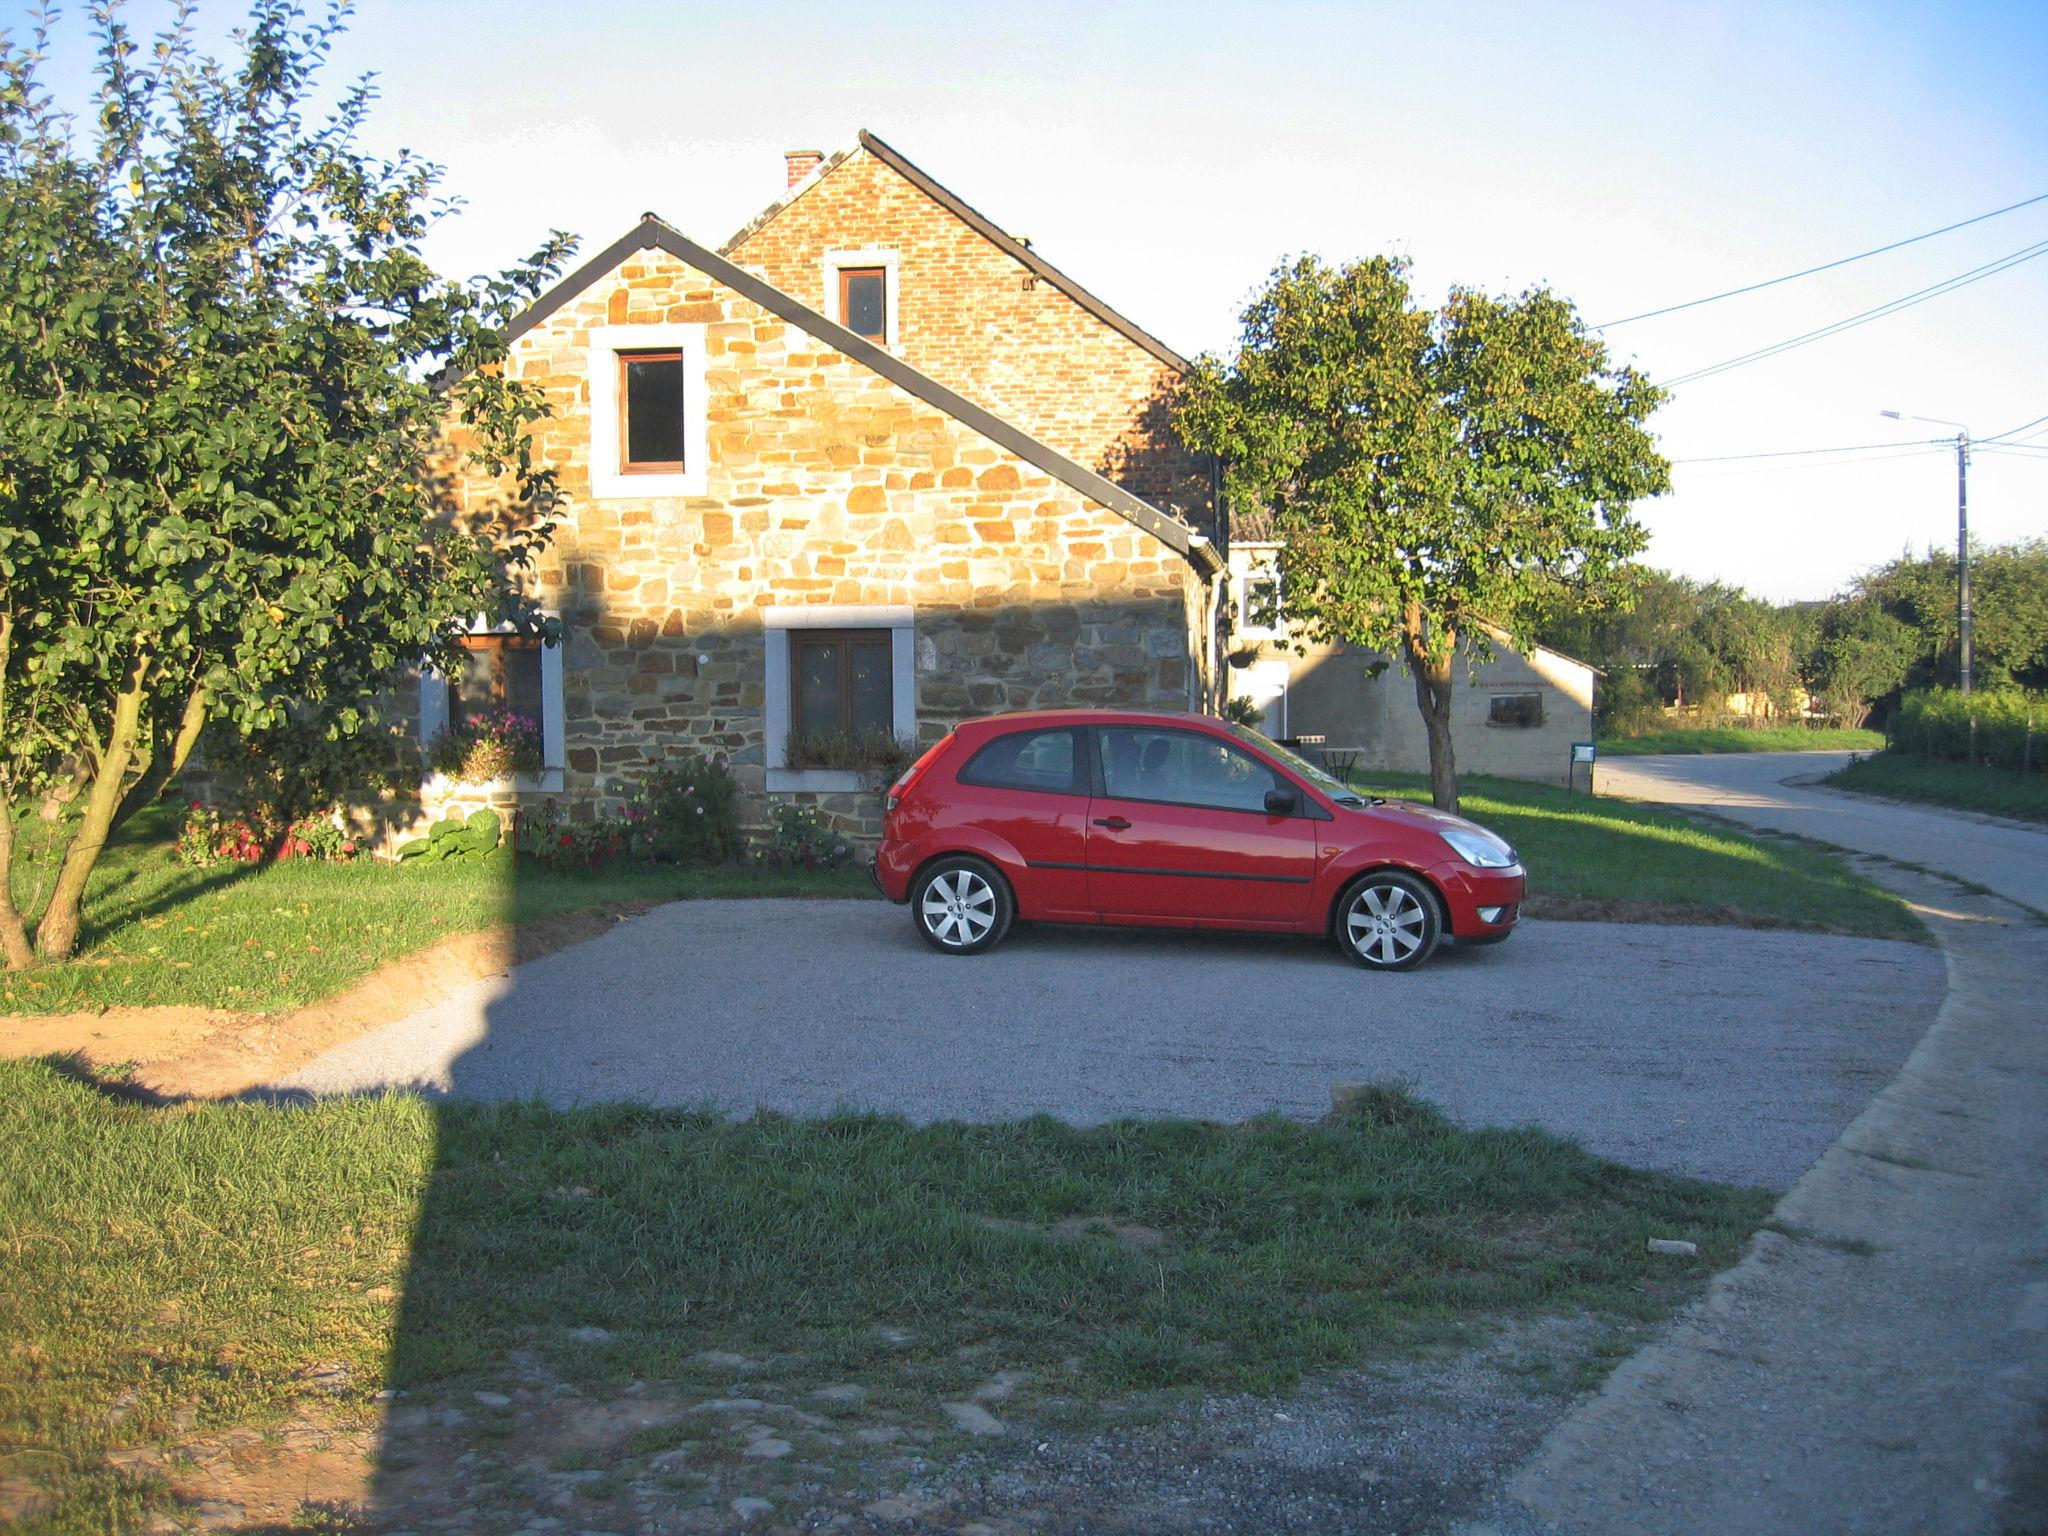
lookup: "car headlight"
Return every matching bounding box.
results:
[1439,824,1518,869]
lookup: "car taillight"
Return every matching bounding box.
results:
[886,734,952,812]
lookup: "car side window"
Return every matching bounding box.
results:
[1097,727,1283,814]
[958,728,1079,794]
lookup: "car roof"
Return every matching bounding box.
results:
[953,707,1224,736]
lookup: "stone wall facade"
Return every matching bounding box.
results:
[420,242,1210,847]
[724,145,1215,532]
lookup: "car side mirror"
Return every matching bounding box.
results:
[1264,787,1298,816]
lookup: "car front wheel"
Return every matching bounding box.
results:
[1336,871,1442,972]
[912,856,1014,955]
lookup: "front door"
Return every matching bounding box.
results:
[1084,725,1316,925]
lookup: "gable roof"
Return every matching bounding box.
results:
[503,216,1218,572]
[719,130,1192,375]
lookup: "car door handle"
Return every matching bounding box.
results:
[1092,816,1132,831]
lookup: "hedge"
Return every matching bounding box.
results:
[1890,688,2048,773]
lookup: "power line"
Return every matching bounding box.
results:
[1671,437,1945,464]
[1981,410,2048,443]
[1674,445,1951,480]
[1663,238,2048,388]
[1595,190,2048,327]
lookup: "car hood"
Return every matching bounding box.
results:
[1353,799,1517,856]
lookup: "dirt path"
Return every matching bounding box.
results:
[0,906,650,1100]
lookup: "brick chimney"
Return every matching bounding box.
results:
[784,149,825,189]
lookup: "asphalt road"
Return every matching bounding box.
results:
[1472,752,2048,1536]
[1598,749,2048,913]
[272,897,1940,1190]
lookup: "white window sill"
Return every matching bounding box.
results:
[588,468,707,500]
[767,768,870,794]
[424,769,565,795]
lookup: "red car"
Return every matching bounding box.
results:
[872,709,1524,971]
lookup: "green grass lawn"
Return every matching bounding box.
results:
[1599,726,1886,756]
[0,1058,1774,1532]
[1826,752,2048,824]
[2,804,871,1016]
[1352,772,1921,942]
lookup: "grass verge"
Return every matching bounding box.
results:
[1826,752,2048,824]
[0,1058,1774,1531]
[1598,726,1885,756]
[1,804,871,1015]
[1353,771,1922,942]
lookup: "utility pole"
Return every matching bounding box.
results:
[1882,409,1973,692]
[1954,428,1972,695]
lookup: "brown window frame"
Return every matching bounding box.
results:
[617,348,685,474]
[789,628,894,738]
[836,265,888,342]
[450,634,543,727]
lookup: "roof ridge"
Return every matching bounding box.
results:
[500,217,1218,573]
[718,131,1191,374]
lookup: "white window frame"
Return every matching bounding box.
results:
[820,249,900,350]
[418,617,566,794]
[587,323,708,499]
[1239,567,1285,640]
[763,604,916,793]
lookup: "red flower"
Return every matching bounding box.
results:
[558,833,572,847]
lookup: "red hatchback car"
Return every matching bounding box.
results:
[872,709,1524,971]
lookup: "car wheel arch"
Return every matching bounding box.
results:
[1326,862,1449,939]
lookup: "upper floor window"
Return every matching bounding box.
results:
[838,267,888,342]
[1240,572,1283,637]
[587,324,707,498]
[619,349,685,472]
[822,250,899,349]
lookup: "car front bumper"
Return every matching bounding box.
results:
[1427,861,1527,938]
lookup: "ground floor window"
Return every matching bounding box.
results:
[764,606,916,792]
[419,622,564,789]
[790,629,894,738]
[449,634,545,728]
[1488,692,1544,728]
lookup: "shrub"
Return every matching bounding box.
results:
[1889,688,2047,773]
[625,757,742,865]
[176,801,360,866]
[396,808,504,863]
[427,709,543,783]
[756,804,852,870]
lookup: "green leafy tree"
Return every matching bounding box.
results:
[1178,255,1669,810]
[1806,599,1916,726]
[0,2,575,964]
[1848,540,2048,695]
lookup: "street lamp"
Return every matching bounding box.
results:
[1881,408,1973,694]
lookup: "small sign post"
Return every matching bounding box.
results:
[1568,740,1596,796]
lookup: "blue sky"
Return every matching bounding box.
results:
[18,0,2048,601]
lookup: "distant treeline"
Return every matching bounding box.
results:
[1534,539,2048,734]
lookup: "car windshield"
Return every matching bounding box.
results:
[1224,723,1369,807]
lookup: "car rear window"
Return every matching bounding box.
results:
[958,728,1079,794]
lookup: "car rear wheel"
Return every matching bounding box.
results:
[912,856,1014,955]
[1336,871,1442,972]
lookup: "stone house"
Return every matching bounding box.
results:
[402,137,1225,846]
[1223,541,1597,787]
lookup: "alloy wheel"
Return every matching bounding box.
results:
[920,867,999,949]
[1341,876,1439,970]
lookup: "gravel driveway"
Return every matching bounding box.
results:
[273,899,1940,1189]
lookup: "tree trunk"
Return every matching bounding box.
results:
[34,656,150,961]
[0,798,33,970]
[111,682,208,835]
[1403,611,1460,813]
